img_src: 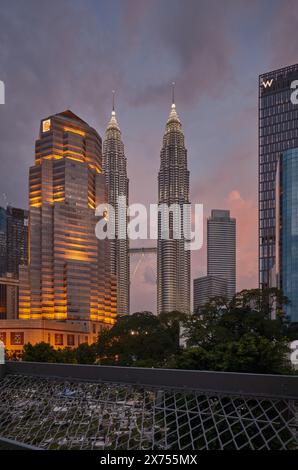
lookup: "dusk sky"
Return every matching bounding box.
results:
[0,0,297,313]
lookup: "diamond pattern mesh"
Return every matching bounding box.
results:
[0,374,297,450]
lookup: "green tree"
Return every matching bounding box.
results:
[57,347,77,364]
[168,289,294,374]
[22,342,59,363]
[75,343,96,364]
[96,311,182,367]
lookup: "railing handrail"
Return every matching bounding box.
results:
[1,361,298,399]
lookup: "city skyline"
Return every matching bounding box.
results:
[1,0,298,312]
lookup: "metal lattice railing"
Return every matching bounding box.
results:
[0,373,297,450]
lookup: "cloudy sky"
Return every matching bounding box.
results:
[0,0,297,313]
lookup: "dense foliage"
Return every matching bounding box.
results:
[18,289,297,374]
[168,288,295,374]
[22,342,96,364]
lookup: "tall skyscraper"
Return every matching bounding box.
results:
[0,274,19,320]
[18,110,116,325]
[103,96,130,315]
[207,210,236,299]
[0,206,28,278]
[275,148,298,322]
[6,206,28,278]
[259,64,298,288]
[193,275,227,312]
[157,90,191,314]
[0,208,7,276]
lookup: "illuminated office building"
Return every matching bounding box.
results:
[18,110,116,326]
[157,92,191,314]
[103,98,130,315]
[259,64,298,288]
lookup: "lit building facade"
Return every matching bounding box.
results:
[275,148,298,323]
[193,275,227,312]
[157,97,191,314]
[259,64,298,288]
[103,101,130,315]
[18,110,116,325]
[0,318,103,354]
[207,210,236,299]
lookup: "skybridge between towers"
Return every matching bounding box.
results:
[129,247,157,283]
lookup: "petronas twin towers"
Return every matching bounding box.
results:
[157,100,190,315]
[103,89,190,316]
[103,99,130,316]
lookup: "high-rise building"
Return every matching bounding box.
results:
[103,97,130,315]
[18,110,116,326]
[6,206,28,278]
[0,274,19,320]
[0,208,7,276]
[207,210,236,299]
[259,64,298,288]
[0,206,28,278]
[275,148,298,322]
[193,275,227,312]
[157,92,191,314]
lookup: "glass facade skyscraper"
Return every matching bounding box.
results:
[207,210,236,299]
[275,148,298,323]
[0,208,7,276]
[259,64,298,288]
[103,102,130,316]
[157,98,191,315]
[0,206,28,278]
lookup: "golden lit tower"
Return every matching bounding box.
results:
[19,110,116,325]
[157,85,191,314]
[103,94,130,315]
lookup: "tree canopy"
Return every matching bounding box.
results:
[96,311,184,367]
[17,289,297,374]
[168,288,294,374]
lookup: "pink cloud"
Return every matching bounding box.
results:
[225,190,257,290]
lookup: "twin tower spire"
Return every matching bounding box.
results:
[106,83,180,132]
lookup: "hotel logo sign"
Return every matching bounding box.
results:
[261,78,273,89]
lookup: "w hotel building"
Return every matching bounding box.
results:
[259,64,298,288]
[0,110,116,352]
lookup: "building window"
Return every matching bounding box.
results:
[0,332,6,344]
[10,332,24,346]
[47,333,51,344]
[55,334,63,346]
[67,335,75,347]
[85,336,88,343]
[92,324,96,334]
